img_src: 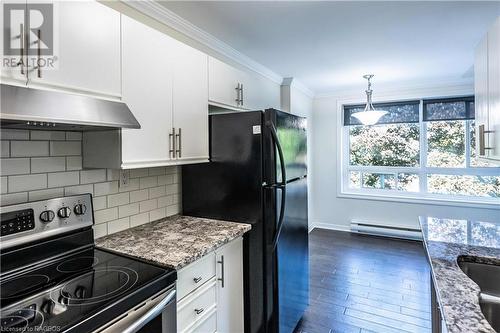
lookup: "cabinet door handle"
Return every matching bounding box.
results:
[36,29,41,78]
[235,83,241,106]
[194,308,204,315]
[18,23,25,75]
[175,128,182,158]
[479,124,493,156]
[169,127,175,158]
[217,255,225,288]
[240,84,244,106]
[193,276,202,283]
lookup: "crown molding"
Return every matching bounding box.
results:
[122,0,287,85]
[281,77,315,99]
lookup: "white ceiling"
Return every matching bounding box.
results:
[158,1,500,94]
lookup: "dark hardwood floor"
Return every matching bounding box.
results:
[294,229,431,333]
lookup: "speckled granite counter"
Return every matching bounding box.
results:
[95,215,251,270]
[419,216,500,333]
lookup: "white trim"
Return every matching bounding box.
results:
[281,77,315,99]
[122,0,290,87]
[311,222,351,233]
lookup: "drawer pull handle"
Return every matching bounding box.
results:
[194,308,204,315]
[193,277,202,283]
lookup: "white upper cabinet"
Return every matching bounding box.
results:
[120,15,174,168]
[171,42,209,163]
[0,0,27,83]
[208,56,280,111]
[1,1,121,98]
[475,17,500,162]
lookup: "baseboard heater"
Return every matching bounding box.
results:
[350,220,422,241]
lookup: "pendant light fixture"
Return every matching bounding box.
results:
[352,74,388,125]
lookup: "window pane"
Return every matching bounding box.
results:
[427,174,500,198]
[427,121,465,168]
[397,173,420,192]
[362,173,395,189]
[350,124,420,167]
[349,171,361,189]
[345,102,419,126]
[423,97,474,121]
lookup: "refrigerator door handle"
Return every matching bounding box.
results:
[266,120,287,250]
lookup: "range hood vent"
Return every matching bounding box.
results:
[0,84,140,131]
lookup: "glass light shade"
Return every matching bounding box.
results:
[351,110,388,125]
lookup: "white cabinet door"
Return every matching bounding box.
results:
[487,18,500,161]
[172,42,209,164]
[120,15,174,168]
[216,238,244,333]
[208,56,243,108]
[28,1,121,97]
[244,73,281,110]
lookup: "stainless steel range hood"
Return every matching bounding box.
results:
[0,84,140,131]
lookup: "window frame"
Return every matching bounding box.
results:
[338,96,500,209]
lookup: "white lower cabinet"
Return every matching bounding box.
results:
[176,237,244,333]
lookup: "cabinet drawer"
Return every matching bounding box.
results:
[178,280,217,333]
[177,253,216,300]
[190,309,217,333]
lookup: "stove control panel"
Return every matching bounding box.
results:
[0,194,94,250]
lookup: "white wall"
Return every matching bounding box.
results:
[309,81,500,231]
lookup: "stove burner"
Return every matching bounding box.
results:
[56,256,98,273]
[51,267,139,306]
[0,307,44,332]
[0,274,50,300]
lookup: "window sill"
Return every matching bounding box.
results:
[338,190,500,210]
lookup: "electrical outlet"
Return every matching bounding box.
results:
[119,170,130,187]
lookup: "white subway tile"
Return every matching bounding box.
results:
[8,174,46,192]
[50,141,81,156]
[118,177,139,193]
[173,173,179,184]
[80,169,106,184]
[48,171,79,188]
[150,207,166,221]
[130,189,148,203]
[31,157,65,173]
[107,192,129,208]
[11,141,49,157]
[166,183,179,195]
[94,207,118,224]
[66,156,82,171]
[30,130,65,141]
[29,188,64,201]
[118,203,139,218]
[166,204,180,216]
[166,166,178,175]
[130,212,150,227]
[172,194,179,204]
[1,177,7,194]
[139,199,157,213]
[92,196,107,210]
[107,169,120,181]
[139,176,157,189]
[94,181,118,196]
[64,184,93,196]
[0,158,30,175]
[130,169,148,178]
[108,217,130,234]
[93,223,107,238]
[149,167,166,176]
[157,195,174,208]
[149,186,166,199]
[1,129,29,140]
[66,132,82,141]
[1,192,28,205]
[158,174,174,185]
[1,141,10,157]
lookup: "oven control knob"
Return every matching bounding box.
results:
[40,210,55,223]
[42,299,55,314]
[74,204,87,216]
[74,286,87,299]
[58,207,72,219]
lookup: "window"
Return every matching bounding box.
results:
[343,96,500,204]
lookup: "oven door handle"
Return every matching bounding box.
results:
[96,288,176,333]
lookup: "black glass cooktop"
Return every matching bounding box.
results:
[0,246,176,333]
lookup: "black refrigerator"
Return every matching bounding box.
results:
[182,108,309,333]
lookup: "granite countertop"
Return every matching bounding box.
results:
[95,215,251,270]
[419,216,500,333]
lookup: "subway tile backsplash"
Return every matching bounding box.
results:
[0,129,181,238]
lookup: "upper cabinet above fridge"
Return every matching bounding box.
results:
[475,17,500,163]
[0,1,121,99]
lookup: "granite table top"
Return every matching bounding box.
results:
[419,216,500,333]
[95,215,251,270]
